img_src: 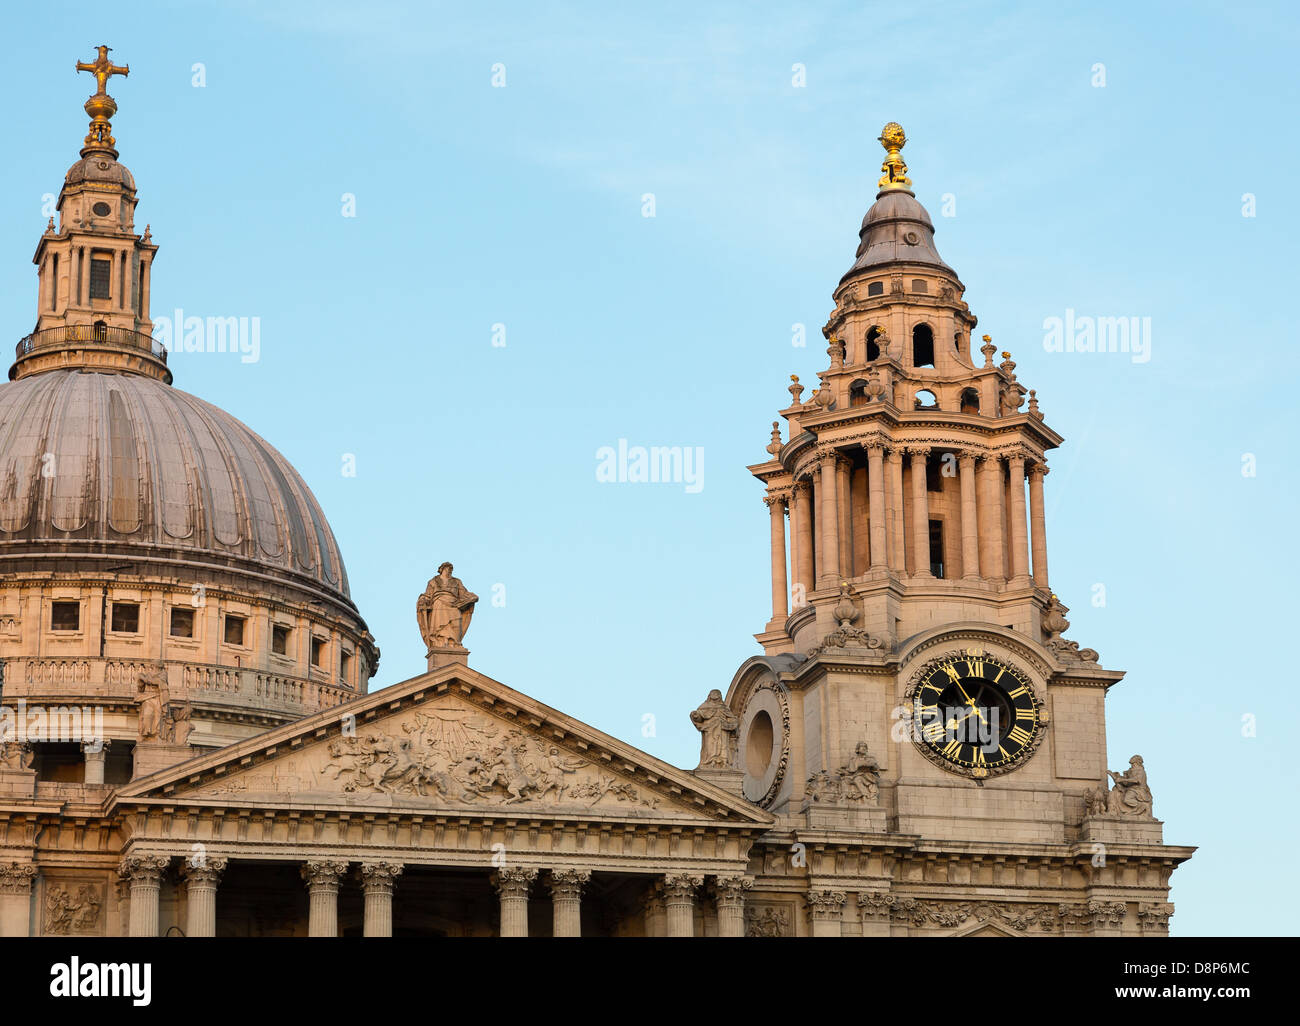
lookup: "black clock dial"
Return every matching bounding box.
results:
[911,654,1041,776]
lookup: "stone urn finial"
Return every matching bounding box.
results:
[765,421,783,456]
[980,334,996,368]
[832,582,859,627]
[788,374,804,405]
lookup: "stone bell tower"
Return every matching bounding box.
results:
[17,44,163,383]
[725,124,1192,936]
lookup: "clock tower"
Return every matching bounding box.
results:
[726,124,1193,937]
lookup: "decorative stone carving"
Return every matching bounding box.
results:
[44,883,103,935]
[858,892,893,919]
[360,862,404,888]
[301,860,349,888]
[745,906,789,937]
[180,856,228,886]
[1138,903,1174,932]
[890,897,1058,932]
[0,863,36,894]
[118,854,169,884]
[808,583,884,656]
[690,689,739,770]
[804,740,880,808]
[1106,755,1154,817]
[136,663,192,744]
[788,374,804,406]
[547,868,590,900]
[0,740,33,771]
[765,421,783,457]
[1084,785,1109,817]
[980,334,996,367]
[417,562,478,653]
[318,709,655,809]
[1041,594,1100,663]
[807,890,847,919]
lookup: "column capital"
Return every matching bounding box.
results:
[1029,461,1050,478]
[907,445,931,460]
[807,889,847,919]
[958,448,980,466]
[180,855,227,887]
[118,854,169,883]
[662,873,704,901]
[81,739,110,756]
[360,862,404,889]
[493,866,538,900]
[0,862,36,895]
[301,860,349,889]
[712,874,754,905]
[1007,450,1028,470]
[858,891,893,920]
[762,491,790,510]
[547,868,591,899]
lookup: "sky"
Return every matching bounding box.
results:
[1,0,1296,936]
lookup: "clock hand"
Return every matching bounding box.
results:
[954,680,989,727]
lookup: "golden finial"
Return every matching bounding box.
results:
[75,44,129,159]
[1001,350,1011,359]
[45,217,55,233]
[877,122,912,191]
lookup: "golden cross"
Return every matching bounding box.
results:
[75,44,128,95]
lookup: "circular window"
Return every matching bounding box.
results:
[92,202,112,217]
[746,710,774,777]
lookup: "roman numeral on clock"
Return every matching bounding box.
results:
[1007,725,1033,747]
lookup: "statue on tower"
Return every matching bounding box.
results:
[417,563,478,666]
[690,689,739,770]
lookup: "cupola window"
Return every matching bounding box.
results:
[912,279,928,293]
[51,601,80,631]
[914,389,938,410]
[272,623,291,656]
[866,325,882,362]
[928,519,946,578]
[960,388,980,415]
[110,602,139,633]
[311,637,325,667]
[89,256,112,299]
[169,607,194,638]
[224,614,246,646]
[867,281,884,297]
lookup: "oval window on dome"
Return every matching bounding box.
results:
[92,202,111,216]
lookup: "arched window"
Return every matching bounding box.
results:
[954,330,963,353]
[865,325,882,362]
[92,319,107,341]
[960,388,980,415]
[914,389,938,410]
[912,323,935,367]
[849,379,870,407]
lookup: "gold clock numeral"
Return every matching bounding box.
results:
[922,722,947,743]
[941,662,961,683]
[942,738,962,760]
[993,665,1006,683]
[971,747,987,766]
[1007,725,1033,747]
[1015,706,1036,721]
[998,745,1011,762]
[966,658,985,678]
[1007,684,1028,698]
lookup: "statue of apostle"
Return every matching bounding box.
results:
[417,563,479,653]
[690,689,739,769]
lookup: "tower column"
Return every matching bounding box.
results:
[69,247,80,311]
[714,875,753,938]
[886,445,906,572]
[301,860,348,937]
[0,864,36,937]
[493,867,537,937]
[867,444,888,570]
[181,856,226,938]
[1008,453,1031,584]
[765,493,789,625]
[140,255,152,318]
[835,456,853,578]
[548,869,591,937]
[817,451,840,589]
[980,455,1007,580]
[663,873,702,937]
[791,479,813,607]
[82,739,109,785]
[1029,463,1050,588]
[959,452,981,580]
[119,854,169,938]
[361,862,403,937]
[909,447,932,577]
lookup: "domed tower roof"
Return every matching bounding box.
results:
[840,122,958,284]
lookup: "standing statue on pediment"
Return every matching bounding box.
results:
[691,689,739,769]
[417,563,479,654]
[136,663,169,742]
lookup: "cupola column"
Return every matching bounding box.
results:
[765,493,789,623]
[817,451,840,589]
[1008,453,1031,584]
[959,452,981,580]
[867,444,888,570]
[835,456,853,578]
[886,446,906,572]
[909,447,932,577]
[791,479,813,605]
[980,455,1007,580]
[1028,463,1050,588]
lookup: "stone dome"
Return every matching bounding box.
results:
[840,188,956,283]
[63,155,137,191]
[0,367,354,612]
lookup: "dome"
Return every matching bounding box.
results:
[64,155,137,191]
[840,188,956,283]
[0,368,354,611]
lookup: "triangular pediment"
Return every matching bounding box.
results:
[114,665,771,826]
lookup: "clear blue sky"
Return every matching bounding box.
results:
[2,1,1295,936]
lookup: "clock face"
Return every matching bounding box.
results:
[910,652,1042,778]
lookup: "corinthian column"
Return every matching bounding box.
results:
[909,448,932,577]
[361,862,403,937]
[867,444,888,570]
[817,452,840,588]
[980,455,1007,580]
[714,875,753,938]
[301,860,349,937]
[493,867,537,937]
[548,869,591,937]
[835,456,852,578]
[120,854,170,938]
[82,739,110,785]
[1007,452,1031,584]
[0,863,36,937]
[790,480,813,606]
[886,446,905,571]
[1028,463,1050,588]
[765,493,789,624]
[663,873,703,937]
[181,856,227,938]
[808,889,846,937]
[959,452,981,580]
